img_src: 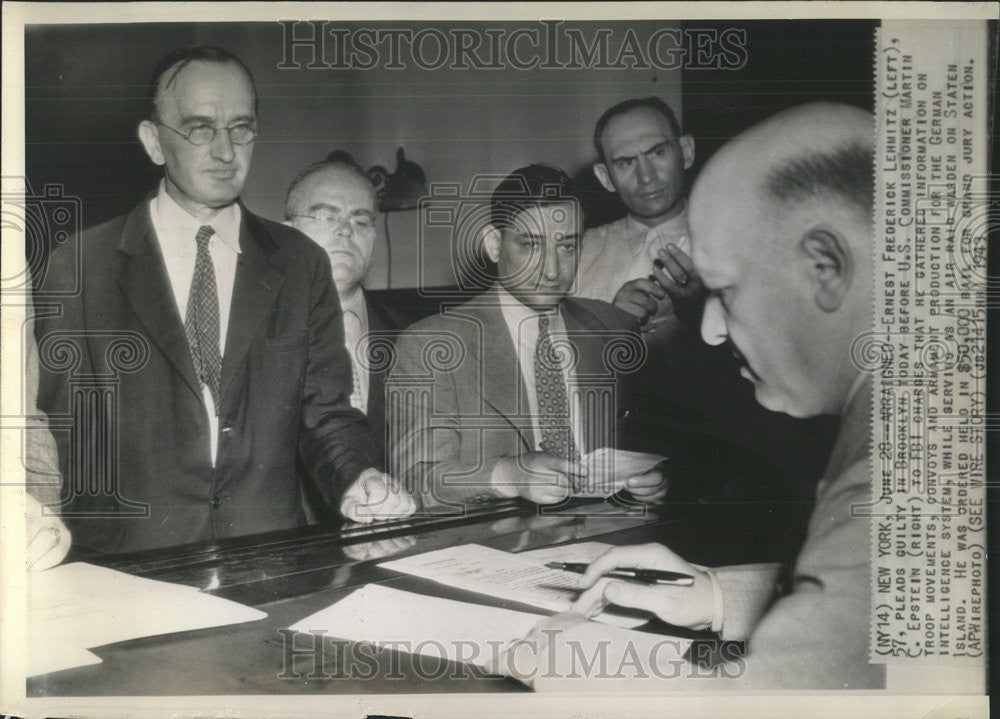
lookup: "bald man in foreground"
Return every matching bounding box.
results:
[500,103,885,690]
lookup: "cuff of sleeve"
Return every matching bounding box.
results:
[701,567,724,634]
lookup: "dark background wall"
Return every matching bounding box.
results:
[682,20,876,178]
[25,20,875,289]
[24,21,683,289]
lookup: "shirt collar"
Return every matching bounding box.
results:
[841,371,870,417]
[625,200,688,242]
[495,283,561,325]
[152,180,242,254]
[339,287,367,322]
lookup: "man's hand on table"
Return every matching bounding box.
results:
[571,543,715,631]
[492,452,586,504]
[26,493,71,571]
[339,467,417,523]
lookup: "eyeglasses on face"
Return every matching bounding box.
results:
[289,212,376,231]
[154,120,258,146]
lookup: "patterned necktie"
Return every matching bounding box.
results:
[184,225,222,412]
[534,312,580,460]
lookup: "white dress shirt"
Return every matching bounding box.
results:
[496,285,584,453]
[149,182,242,465]
[340,289,370,412]
[574,207,691,337]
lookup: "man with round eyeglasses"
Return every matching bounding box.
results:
[35,46,414,555]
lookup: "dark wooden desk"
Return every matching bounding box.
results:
[28,496,795,696]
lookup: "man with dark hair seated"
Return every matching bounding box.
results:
[388,164,668,511]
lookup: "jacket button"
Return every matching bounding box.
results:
[211,496,221,509]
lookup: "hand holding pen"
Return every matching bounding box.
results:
[546,562,694,586]
[568,543,717,631]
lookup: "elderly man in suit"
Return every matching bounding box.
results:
[504,103,885,690]
[388,164,667,511]
[285,156,401,471]
[35,46,413,555]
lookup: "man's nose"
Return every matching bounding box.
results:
[334,216,353,238]
[209,128,237,163]
[541,246,561,280]
[636,156,657,185]
[700,295,728,346]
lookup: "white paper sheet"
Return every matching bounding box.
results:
[28,639,102,677]
[289,583,546,671]
[575,448,666,498]
[379,544,650,628]
[27,562,267,676]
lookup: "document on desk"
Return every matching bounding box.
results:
[575,448,667,498]
[290,583,545,671]
[379,544,650,628]
[27,562,267,676]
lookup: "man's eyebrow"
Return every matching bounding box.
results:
[177,114,216,126]
[308,202,376,217]
[308,202,344,213]
[609,150,637,163]
[641,141,671,156]
[557,232,581,242]
[178,113,256,125]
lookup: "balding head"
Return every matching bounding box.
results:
[285,161,379,296]
[689,103,875,418]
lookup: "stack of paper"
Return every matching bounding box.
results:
[290,583,545,671]
[379,544,650,628]
[26,562,267,677]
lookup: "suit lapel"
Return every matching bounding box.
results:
[560,299,613,453]
[364,290,387,417]
[116,204,203,401]
[219,210,285,403]
[560,299,605,377]
[463,288,534,451]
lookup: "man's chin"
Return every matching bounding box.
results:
[753,386,812,419]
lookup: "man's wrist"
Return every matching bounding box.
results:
[699,566,725,634]
[490,457,520,499]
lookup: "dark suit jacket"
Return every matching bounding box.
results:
[361,289,406,471]
[387,285,641,510]
[35,200,373,554]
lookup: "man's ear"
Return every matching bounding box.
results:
[800,227,853,312]
[593,163,616,193]
[137,120,165,166]
[482,224,502,264]
[679,135,695,170]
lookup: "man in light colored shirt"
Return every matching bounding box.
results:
[388,165,667,511]
[578,97,838,499]
[576,97,706,339]
[35,46,413,554]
